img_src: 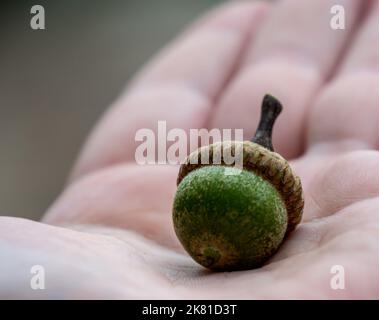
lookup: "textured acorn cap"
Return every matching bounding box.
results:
[177,140,304,236]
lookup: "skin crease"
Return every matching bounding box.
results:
[1,0,379,298]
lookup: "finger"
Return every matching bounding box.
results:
[293,150,379,222]
[210,0,363,159]
[71,1,270,180]
[307,1,379,149]
[45,164,182,250]
[271,195,379,267]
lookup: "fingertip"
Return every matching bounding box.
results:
[190,0,271,34]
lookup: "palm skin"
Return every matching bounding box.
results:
[1,0,379,299]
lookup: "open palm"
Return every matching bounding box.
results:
[1,0,379,299]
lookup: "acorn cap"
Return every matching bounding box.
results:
[177,95,304,236]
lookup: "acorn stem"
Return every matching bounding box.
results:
[251,94,282,152]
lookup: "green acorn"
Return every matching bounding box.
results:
[172,95,304,271]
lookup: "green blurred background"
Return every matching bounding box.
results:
[0,0,224,220]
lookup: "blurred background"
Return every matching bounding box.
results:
[0,0,224,220]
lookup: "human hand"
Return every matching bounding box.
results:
[1,0,379,299]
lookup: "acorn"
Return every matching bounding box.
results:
[172,94,304,271]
